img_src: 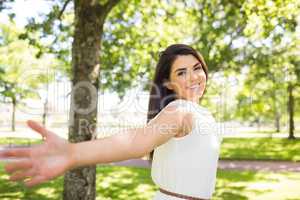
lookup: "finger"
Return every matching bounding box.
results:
[5,159,33,173]
[27,120,49,138]
[10,169,35,182]
[0,148,31,158]
[24,175,46,187]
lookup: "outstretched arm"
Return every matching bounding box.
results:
[71,103,191,168]
[0,103,192,187]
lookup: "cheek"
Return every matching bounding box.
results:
[200,74,207,85]
[172,79,187,94]
[200,71,207,80]
[178,80,188,92]
[202,75,207,84]
[201,78,207,89]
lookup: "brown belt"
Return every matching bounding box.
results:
[159,188,209,200]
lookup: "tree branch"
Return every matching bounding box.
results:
[58,0,72,20]
[101,0,121,16]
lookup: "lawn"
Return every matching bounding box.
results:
[220,138,300,161]
[0,138,41,146]
[241,129,300,135]
[0,164,156,200]
[214,169,300,200]
[0,164,300,200]
[0,137,299,199]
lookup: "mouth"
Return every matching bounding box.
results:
[187,83,201,92]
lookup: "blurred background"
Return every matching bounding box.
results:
[0,0,299,200]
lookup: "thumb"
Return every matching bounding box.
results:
[27,120,49,139]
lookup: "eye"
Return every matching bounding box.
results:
[177,71,186,76]
[194,66,203,71]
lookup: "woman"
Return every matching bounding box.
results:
[0,44,222,200]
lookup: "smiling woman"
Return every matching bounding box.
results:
[147,44,221,200]
[147,44,209,162]
[0,44,221,200]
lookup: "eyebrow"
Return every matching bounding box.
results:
[174,62,202,73]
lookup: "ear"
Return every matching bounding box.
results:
[163,80,173,90]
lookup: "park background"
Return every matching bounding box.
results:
[0,0,299,199]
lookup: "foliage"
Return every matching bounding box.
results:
[234,0,300,126]
[100,0,200,97]
[0,21,56,104]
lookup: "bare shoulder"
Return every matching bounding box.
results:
[164,101,194,138]
[146,101,194,147]
[149,101,191,127]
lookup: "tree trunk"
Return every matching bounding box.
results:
[42,100,47,126]
[256,118,261,132]
[275,112,280,133]
[287,83,295,139]
[42,79,49,127]
[272,91,280,133]
[11,97,16,132]
[63,1,120,200]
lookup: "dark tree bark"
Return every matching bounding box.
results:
[42,82,49,126]
[275,111,280,133]
[273,92,280,133]
[63,1,120,200]
[287,83,295,139]
[42,100,47,126]
[11,97,16,132]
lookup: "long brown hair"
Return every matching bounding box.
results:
[147,44,208,164]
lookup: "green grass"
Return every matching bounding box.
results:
[0,163,64,200]
[220,138,300,161]
[0,164,157,200]
[214,170,300,200]
[241,129,300,135]
[0,165,300,200]
[95,165,157,200]
[0,137,42,146]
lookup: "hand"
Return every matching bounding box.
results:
[0,120,74,187]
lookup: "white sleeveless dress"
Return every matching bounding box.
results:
[151,99,222,200]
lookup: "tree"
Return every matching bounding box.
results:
[236,0,300,137]
[1,0,121,199]
[0,22,51,131]
[57,1,121,199]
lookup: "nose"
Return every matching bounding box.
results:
[188,70,198,82]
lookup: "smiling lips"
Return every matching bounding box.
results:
[187,83,201,92]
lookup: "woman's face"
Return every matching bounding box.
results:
[165,54,207,103]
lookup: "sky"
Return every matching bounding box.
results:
[0,0,50,27]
